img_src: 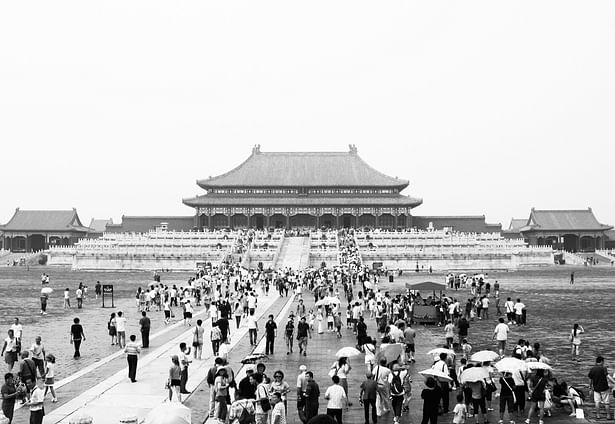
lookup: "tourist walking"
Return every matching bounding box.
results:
[525,369,548,424]
[297,316,311,356]
[192,320,204,360]
[43,354,57,402]
[303,371,320,423]
[108,312,117,345]
[179,342,192,394]
[360,372,378,424]
[211,322,222,356]
[70,317,86,359]
[76,284,84,309]
[115,311,127,348]
[1,330,18,371]
[39,289,48,315]
[499,371,516,423]
[27,378,45,424]
[139,311,151,348]
[247,311,258,346]
[588,356,613,420]
[254,372,270,424]
[324,375,347,424]
[168,355,182,402]
[373,358,391,416]
[124,334,141,383]
[1,372,18,424]
[389,363,408,424]
[270,370,290,414]
[569,323,584,361]
[420,377,442,424]
[330,357,352,406]
[285,316,295,355]
[493,317,510,357]
[265,314,277,355]
[271,392,286,424]
[214,367,230,422]
[63,288,71,309]
[29,336,45,377]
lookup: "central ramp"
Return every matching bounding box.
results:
[274,236,310,269]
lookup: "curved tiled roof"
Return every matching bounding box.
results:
[183,194,422,208]
[197,147,410,189]
[520,208,612,232]
[0,208,91,232]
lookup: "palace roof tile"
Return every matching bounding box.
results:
[0,209,91,232]
[197,147,410,189]
[520,208,612,232]
[183,194,422,208]
[89,218,113,233]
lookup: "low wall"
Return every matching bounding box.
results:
[309,251,338,268]
[47,250,76,266]
[361,251,553,271]
[72,253,224,271]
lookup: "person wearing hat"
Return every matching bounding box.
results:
[237,365,257,400]
[297,365,308,422]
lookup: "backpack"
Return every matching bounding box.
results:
[206,367,216,386]
[390,371,404,396]
[571,386,585,401]
[237,403,255,424]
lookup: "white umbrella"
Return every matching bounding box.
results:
[419,369,453,382]
[144,402,191,424]
[336,347,362,358]
[526,361,552,371]
[459,367,491,383]
[471,350,500,363]
[41,287,53,294]
[427,348,455,357]
[495,357,528,373]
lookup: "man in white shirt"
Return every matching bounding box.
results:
[504,297,515,323]
[513,299,525,325]
[271,392,287,424]
[324,375,347,423]
[247,293,257,314]
[372,358,391,415]
[10,318,23,344]
[492,317,510,356]
[247,311,258,346]
[115,311,127,348]
[432,353,451,413]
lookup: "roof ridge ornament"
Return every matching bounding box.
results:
[348,144,357,154]
[252,144,261,154]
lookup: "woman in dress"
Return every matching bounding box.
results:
[569,323,585,362]
[108,313,117,345]
[317,308,324,334]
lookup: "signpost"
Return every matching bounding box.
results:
[102,284,114,308]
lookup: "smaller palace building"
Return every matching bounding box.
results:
[183,145,423,230]
[0,208,92,252]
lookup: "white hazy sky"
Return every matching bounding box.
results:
[1,1,614,228]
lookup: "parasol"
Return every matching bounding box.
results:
[470,350,500,363]
[336,347,362,359]
[41,287,53,294]
[376,343,404,364]
[144,402,191,424]
[495,357,528,373]
[526,361,552,371]
[315,296,341,307]
[459,367,491,383]
[427,348,455,357]
[241,353,268,364]
[419,369,453,382]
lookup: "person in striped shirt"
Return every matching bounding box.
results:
[124,335,141,382]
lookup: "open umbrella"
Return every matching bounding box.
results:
[376,343,404,364]
[316,296,341,307]
[427,348,455,357]
[41,287,53,294]
[336,347,362,359]
[459,367,491,383]
[495,357,528,373]
[145,402,191,424]
[241,353,268,364]
[419,369,453,382]
[471,350,500,363]
[526,361,552,371]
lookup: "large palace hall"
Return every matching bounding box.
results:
[182,145,422,230]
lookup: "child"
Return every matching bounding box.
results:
[327,311,334,332]
[44,354,58,402]
[453,393,467,424]
[346,304,353,329]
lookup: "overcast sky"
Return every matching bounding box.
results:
[1,1,614,228]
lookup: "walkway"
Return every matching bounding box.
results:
[275,238,310,270]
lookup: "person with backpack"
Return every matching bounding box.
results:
[329,357,353,407]
[388,363,408,423]
[228,397,255,424]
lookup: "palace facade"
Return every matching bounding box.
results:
[182,145,423,230]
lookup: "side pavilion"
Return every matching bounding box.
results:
[183,145,423,230]
[518,208,612,252]
[0,208,92,252]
